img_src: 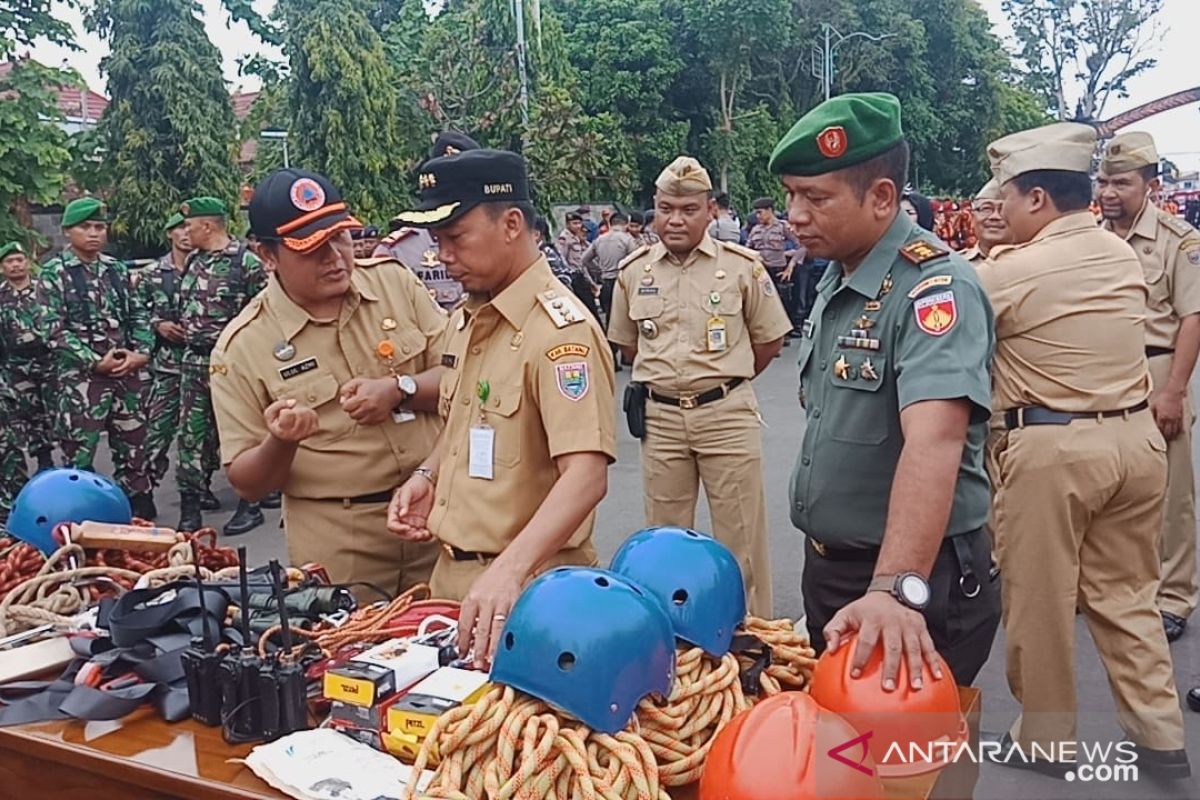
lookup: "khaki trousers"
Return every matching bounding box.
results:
[429,541,599,601]
[1148,353,1198,618]
[281,496,438,600]
[992,410,1184,750]
[641,381,773,616]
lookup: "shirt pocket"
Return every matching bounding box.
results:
[630,295,665,322]
[272,371,355,446]
[828,354,889,445]
[482,379,524,467]
[796,336,815,408]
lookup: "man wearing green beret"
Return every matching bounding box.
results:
[36,197,156,518]
[0,239,56,475]
[771,93,1000,691]
[136,212,220,515]
[175,196,269,534]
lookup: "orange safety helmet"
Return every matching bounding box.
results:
[808,633,967,777]
[700,692,885,800]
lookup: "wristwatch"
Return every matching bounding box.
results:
[394,374,418,403]
[868,572,931,611]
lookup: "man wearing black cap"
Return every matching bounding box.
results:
[209,169,449,596]
[350,226,381,259]
[372,131,480,308]
[385,149,616,666]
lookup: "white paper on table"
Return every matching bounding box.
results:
[242,729,434,800]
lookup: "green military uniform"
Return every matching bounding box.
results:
[0,242,55,470]
[176,197,267,499]
[771,93,1001,685]
[0,244,28,520]
[36,199,153,499]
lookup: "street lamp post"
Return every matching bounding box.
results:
[814,23,897,102]
[260,130,290,169]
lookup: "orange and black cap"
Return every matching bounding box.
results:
[248,168,362,254]
[395,149,530,229]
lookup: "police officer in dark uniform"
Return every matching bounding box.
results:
[773,93,1001,688]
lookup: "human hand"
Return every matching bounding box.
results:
[456,562,523,668]
[824,591,943,691]
[1151,388,1185,441]
[264,398,320,442]
[386,474,435,541]
[156,321,186,343]
[339,377,402,425]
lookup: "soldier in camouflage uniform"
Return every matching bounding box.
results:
[35,198,157,520]
[138,214,222,512]
[177,196,269,534]
[0,241,55,473]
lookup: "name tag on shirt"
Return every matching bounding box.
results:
[468,425,495,480]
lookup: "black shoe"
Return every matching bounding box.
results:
[980,731,1074,778]
[259,491,282,510]
[1127,742,1191,780]
[129,492,158,521]
[1187,687,1200,712]
[223,500,264,536]
[34,450,54,472]
[614,363,624,372]
[177,493,202,532]
[1162,611,1187,642]
[199,488,221,512]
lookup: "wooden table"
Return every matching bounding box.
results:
[0,688,980,799]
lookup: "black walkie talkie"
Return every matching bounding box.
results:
[182,550,222,726]
[220,546,263,742]
[258,560,309,740]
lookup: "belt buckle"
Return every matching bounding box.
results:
[811,539,828,557]
[679,394,698,410]
[441,542,456,560]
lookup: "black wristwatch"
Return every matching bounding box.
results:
[868,572,931,611]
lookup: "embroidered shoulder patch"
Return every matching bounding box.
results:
[899,240,949,266]
[555,362,590,401]
[913,291,958,336]
[1184,242,1200,266]
[546,343,590,361]
[906,274,953,299]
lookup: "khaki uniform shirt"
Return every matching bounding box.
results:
[747,220,797,270]
[581,230,638,281]
[960,246,984,264]
[978,212,1151,413]
[608,236,793,394]
[210,260,449,499]
[1103,200,1200,349]
[429,257,616,555]
[792,214,994,547]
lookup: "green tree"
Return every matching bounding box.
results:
[0,60,74,248]
[279,0,415,224]
[87,0,241,255]
[1,0,75,57]
[1003,0,1163,121]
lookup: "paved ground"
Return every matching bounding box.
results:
[87,345,1200,799]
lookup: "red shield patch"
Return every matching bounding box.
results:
[816,126,849,158]
[913,290,958,336]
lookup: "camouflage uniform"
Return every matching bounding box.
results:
[0,280,56,464]
[0,345,28,522]
[176,242,266,495]
[137,254,221,488]
[36,249,153,495]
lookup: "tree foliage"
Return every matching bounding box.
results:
[1003,0,1163,121]
[87,0,241,255]
[1,0,76,57]
[278,0,415,225]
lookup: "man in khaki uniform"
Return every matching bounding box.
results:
[386,149,616,666]
[961,179,1009,264]
[1097,132,1200,642]
[210,169,446,595]
[978,123,1188,779]
[608,157,792,616]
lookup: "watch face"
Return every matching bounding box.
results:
[399,375,418,394]
[900,574,931,607]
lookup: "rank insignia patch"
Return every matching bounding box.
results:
[899,240,948,266]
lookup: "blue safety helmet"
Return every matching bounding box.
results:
[7,468,132,554]
[609,527,747,657]
[490,567,676,733]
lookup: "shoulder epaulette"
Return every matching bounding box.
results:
[717,240,759,260]
[536,288,586,328]
[899,239,951,267]
[215,294,265,352]
[619,244,652,271]
[355,256,402,269]
[1161,213,1197,239]
[380,228,417,246]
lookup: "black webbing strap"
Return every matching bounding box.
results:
[729,632,773,696]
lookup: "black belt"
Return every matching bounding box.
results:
[441,543,498,562]
[649,378,744,410]
[1146,346,1174,358]
[807,529,985,598]
[315,490,393,506]
[1003,400,1148,430]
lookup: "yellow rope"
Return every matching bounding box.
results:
[741,616,818,695]
[405,686,669,800]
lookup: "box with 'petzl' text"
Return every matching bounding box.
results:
[323,661,395,708]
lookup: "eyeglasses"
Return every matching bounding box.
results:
[973,202,1003,216]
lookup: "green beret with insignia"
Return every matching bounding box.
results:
[164,212,185,232]
[180,196,228,219]
[0,241,24,260]
[769,92,904,177]
[61,197,108,228]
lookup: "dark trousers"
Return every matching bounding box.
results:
[600,278,617,328]
[801,527,1001,686]
[767,268,799,332]
[569,273,602,322]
